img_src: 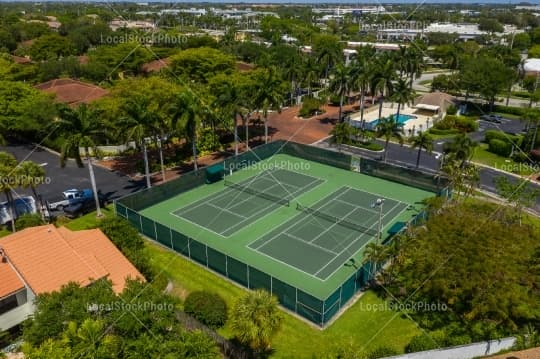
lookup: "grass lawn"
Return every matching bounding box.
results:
[146,242,420,358]
[59,205,115,230]
[0,228,11,238]
[472,144,536,176]
[426,131,458,140]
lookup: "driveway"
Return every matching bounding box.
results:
[0,143,145,204]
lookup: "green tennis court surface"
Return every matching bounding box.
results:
[249,186,408,280]
[173,168,324,237]
[125,144,443,326]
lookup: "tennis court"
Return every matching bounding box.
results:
[173,167,324,237]
[249,186,409,280]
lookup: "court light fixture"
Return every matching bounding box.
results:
[371,198,385,244]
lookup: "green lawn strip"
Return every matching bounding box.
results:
[0,228,11,238]
[425,131,458,140]
[472,144,535,176]
[61,205,115,230]
[145,242,420,358]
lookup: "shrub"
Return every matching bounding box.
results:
[405,333,439,353]
[446,104,458,115]
[512,151,529,163]
[299,97,323,117]
[454,116,478,132]
[484,130,522,147]
[184,291,228,329]
[489,139,512,157]
[329,94,341,106]
[15,213,44,230]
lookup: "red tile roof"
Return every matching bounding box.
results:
[0,225,144,295]
[0,258,24,300]
[34,78,108,106]
[141,57,171,73]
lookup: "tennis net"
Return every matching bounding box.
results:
[296,203,378,236]
[224,180,290,206]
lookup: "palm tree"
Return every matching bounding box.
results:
[171,90,203,171]
[362,242,390,281]
[119,97,156,188]
[283,52,304,105]
[410,131,434,169]
[443,133,477,168]
[329,64,351,124]
[406,49,425,90]
[230,290,283,353]
[303,55,321,96]
[214,81,244,156]
[0,152,18,231]
[254,67,284,144]
[350,57,371,126]
[372,56,395,120]
[17,161,46,217]
[375,115,404,162]
[391,78,415,119]
[58,104,104,217]
[330,122,354,152]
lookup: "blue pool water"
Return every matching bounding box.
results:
[365,114,417,129]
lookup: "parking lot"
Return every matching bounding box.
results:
[0,143,145,206]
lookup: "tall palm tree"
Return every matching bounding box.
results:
[171,90,203,171]
[303,55,321,96]
[58,104,104,217]
[351,57,371,126]
[282,52,304,105]
[119,97,156,189]
[230,289,283,353]
[214,81,243,156]
[410,131,434,169]
[391,78,415,119]
[254,67,284,144]
[17,161,46,217]
[372,56,395,120]
[0,152,18,231]
[329,63,351,124]
[406,49,425,90]
[375,115,404,162]
[443,133,477,168]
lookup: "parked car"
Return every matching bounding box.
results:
[63,195,107,218]
[47,189,94,211]
[0,196,37,226]
[480,114,503,123]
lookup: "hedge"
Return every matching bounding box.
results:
[428,128,460,135]
[299,97,323,118]
[488,139,512,157]
[484,130,522,147]
[184,291,228,329]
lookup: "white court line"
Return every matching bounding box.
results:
[342,185,406,206]
[281,232,339,255]
[206,202,248,219]
[333,198,379,215]
[223,176,324,235]
[251,187,351,251]
[313,200,407,278]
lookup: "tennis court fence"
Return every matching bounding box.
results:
[115,140,446,327]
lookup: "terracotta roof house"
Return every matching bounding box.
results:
[414,91,458,115]
[34,78,109,107]
[0,225,144,331]
[11,55,31,64]
[141,57,171,73]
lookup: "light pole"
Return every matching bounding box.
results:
[371,198,385,244]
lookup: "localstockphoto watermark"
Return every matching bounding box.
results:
[0,175,51,186]
[87,301,174,313]
[100,33,187,45]
[359,21,426,32]
[226,160,311,173]
[359,301,448,313]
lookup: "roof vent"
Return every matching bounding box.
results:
[0,247,7,263]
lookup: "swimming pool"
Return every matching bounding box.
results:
[365,114,417,129]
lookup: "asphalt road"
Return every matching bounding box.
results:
[0,143,145,204]
[316,116,540,211]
